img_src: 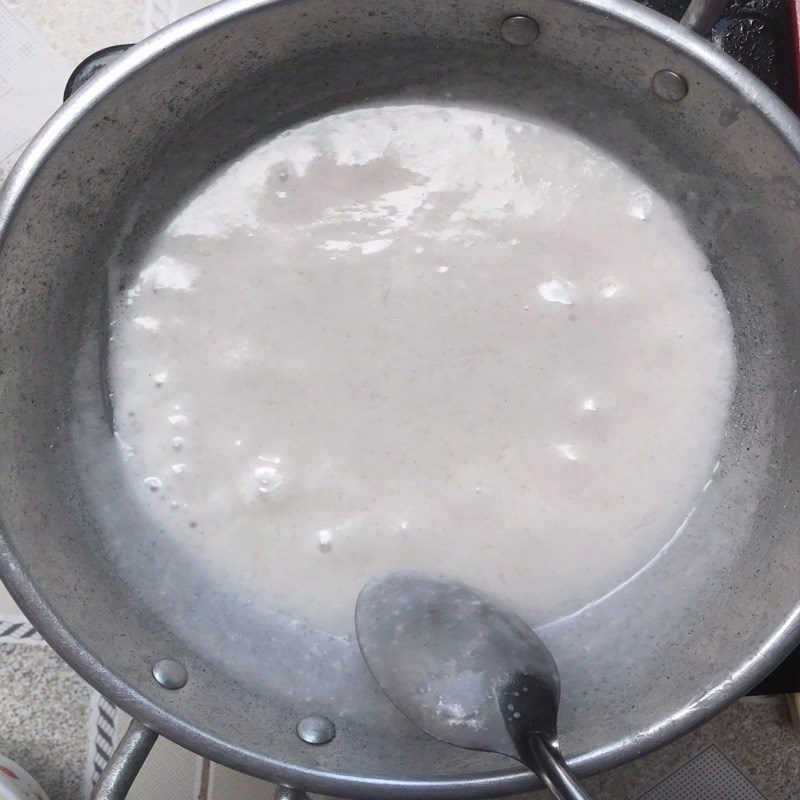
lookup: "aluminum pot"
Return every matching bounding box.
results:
[0,0,799,798]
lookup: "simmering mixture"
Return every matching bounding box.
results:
[110,104,735,632]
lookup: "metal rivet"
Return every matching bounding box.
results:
[296,715,336,744]
[652,70,688,102]
[500,15,540,46]
[152,658,188,689]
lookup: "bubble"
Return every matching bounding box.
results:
[255,465,283,493]
[133,316,160,331]
[599,279,623,299]
[538,278,574,305]
[628,187,653,220]
[361,239,393,255]
[554,443,579,461]
[144,476,162,491]
[239,459,284,504]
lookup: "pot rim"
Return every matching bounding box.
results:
[1,0,799,796]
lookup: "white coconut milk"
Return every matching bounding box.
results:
[109,104,735,632]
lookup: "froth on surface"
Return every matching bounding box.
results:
[109,104,735,632]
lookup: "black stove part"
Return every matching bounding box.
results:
[713,4,797,108]
[748,643,800,695]
[63,44,133,102]
[639,0,798,107]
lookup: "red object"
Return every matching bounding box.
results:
[0,765,18,780]
[790,0,800,109]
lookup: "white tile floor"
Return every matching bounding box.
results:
[0,582,19,619]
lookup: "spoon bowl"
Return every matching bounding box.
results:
[355,572,592,800]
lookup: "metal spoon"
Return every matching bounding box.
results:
[355,572,593,800]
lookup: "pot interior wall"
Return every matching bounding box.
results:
[0,0,798,794]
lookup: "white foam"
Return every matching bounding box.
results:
[110,104,735,632]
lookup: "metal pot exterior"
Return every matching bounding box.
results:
[0,0,799,796]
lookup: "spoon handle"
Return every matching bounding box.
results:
[524,734,593,800]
